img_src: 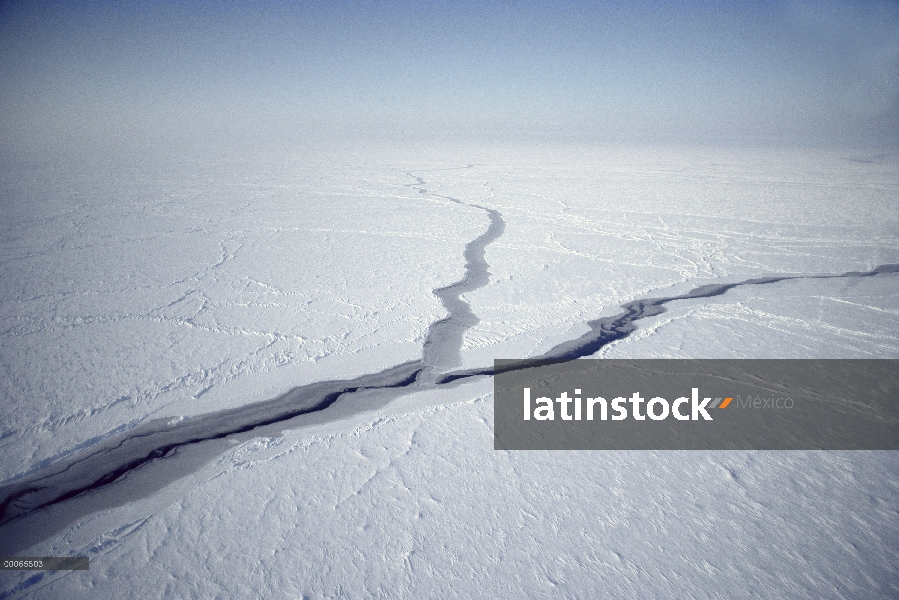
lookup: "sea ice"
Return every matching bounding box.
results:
[1,144,897,599]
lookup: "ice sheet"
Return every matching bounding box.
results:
[1,144,898,599]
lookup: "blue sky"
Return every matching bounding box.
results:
[2,0,897,149]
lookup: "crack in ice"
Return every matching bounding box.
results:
[404,171,505,377]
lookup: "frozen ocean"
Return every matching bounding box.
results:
[1,143,898,598]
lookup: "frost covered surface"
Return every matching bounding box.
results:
[0,148,482,480]
[1,144,898,598]
[18,391,899,599]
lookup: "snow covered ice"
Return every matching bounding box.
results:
[1,144,898,598]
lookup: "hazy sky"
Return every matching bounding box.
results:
[2,0,897,150]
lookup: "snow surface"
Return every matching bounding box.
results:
[1,144,898,598]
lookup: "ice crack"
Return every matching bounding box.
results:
[404,171,506,376]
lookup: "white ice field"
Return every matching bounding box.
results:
[1,144,898,598]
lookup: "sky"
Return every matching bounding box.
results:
[1,0,897,151]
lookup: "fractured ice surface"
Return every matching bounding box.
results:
[1,144,897,598]
[0,150,483,480]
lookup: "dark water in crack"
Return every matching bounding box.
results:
[421,218,504,371]
[1,165,897,554]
